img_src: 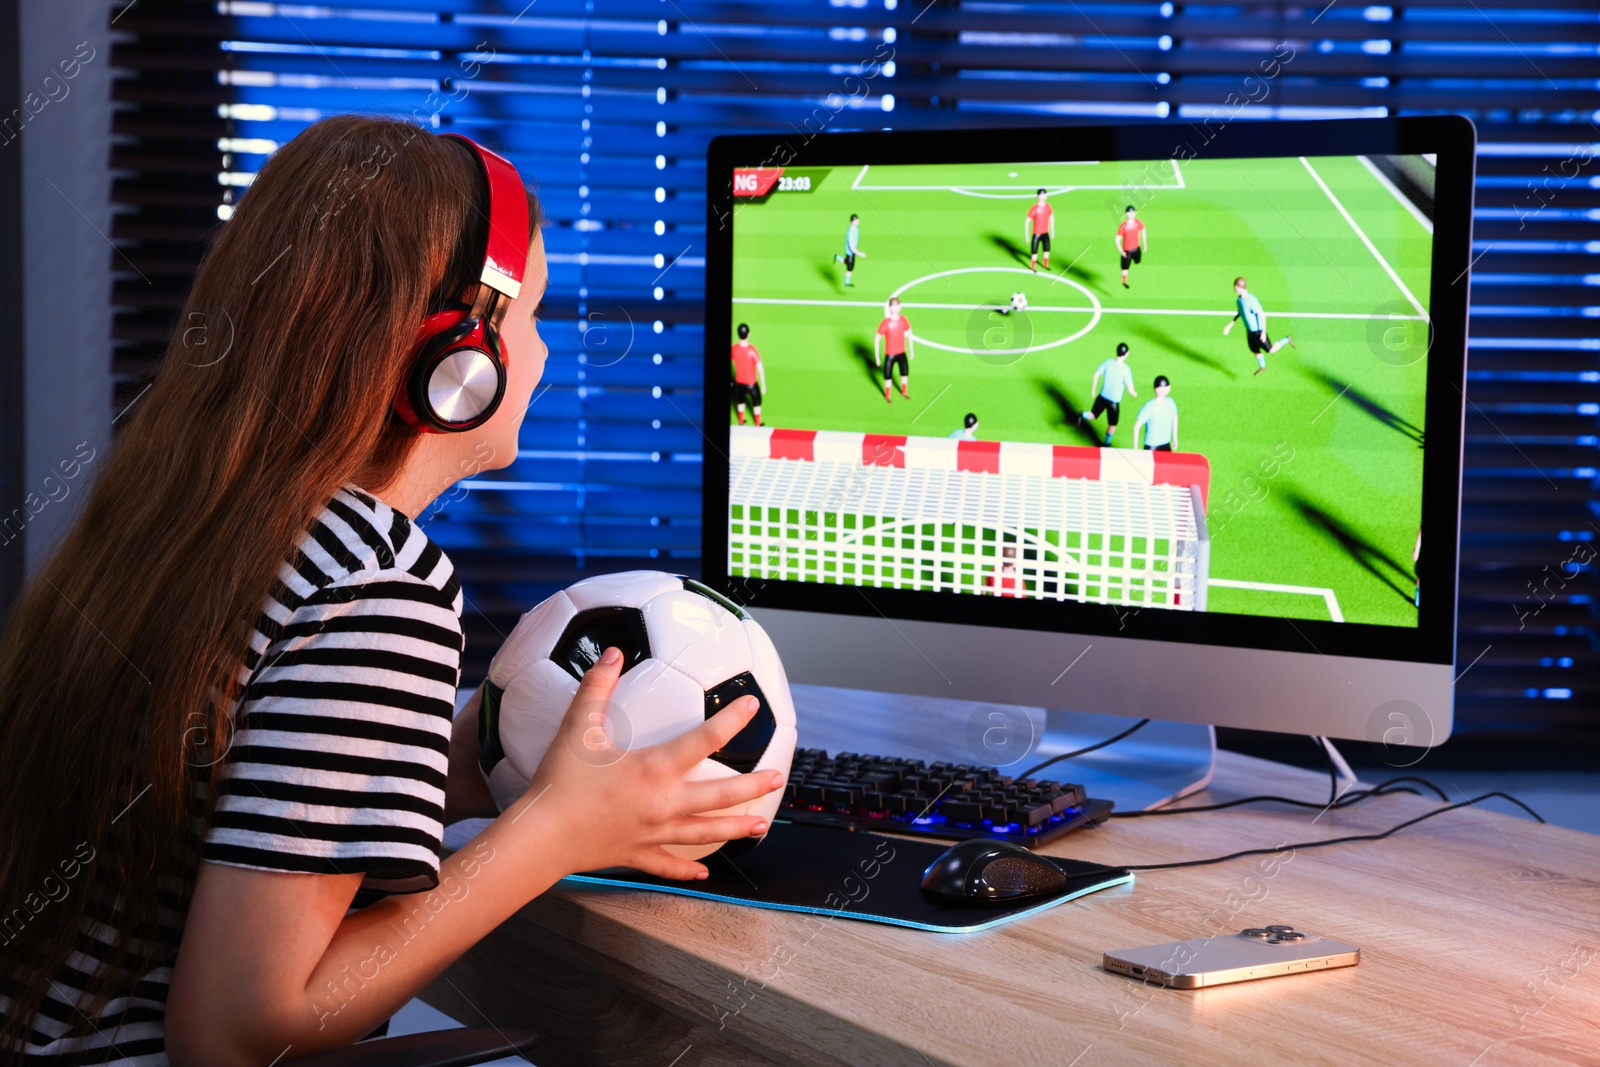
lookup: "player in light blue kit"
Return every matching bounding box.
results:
[833,213,866,287]
[1081,342,1137,447]
[1133,375,1180,451]
[1223,275,1294,376]
[948,413,979,440]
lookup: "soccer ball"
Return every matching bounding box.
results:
[477,571,798,861]
[1009,291,1029,311]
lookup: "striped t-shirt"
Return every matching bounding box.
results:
[4,486,464,1065]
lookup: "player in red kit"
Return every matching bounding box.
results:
[874,296,915,402]
[983,547,1022,597]
[1026,188,1054,271]
[1115,204,1146,288]
[730,322,765,425]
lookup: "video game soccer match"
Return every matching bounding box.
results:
[724,154,1434,628]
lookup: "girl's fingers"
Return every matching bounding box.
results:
[679,769,784,814]
[633,847,710,882]
[667,813,769,846]
[660,695,760,771]
[556,647,626,753]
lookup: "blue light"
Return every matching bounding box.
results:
[1542,688,1574,699]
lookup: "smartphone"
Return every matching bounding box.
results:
[1103,926,1360,989]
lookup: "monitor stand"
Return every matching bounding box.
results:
[791,684,1215,814]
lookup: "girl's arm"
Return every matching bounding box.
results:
[167,654,779,1067]
[444,684,498,824]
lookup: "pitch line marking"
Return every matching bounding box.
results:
[852,163,1182,199]
[1356,155,1434,236]
[1209,578,1344,623]
[731,296,1423,322]
[887,266,1102,356]
[1300,156,1430,322]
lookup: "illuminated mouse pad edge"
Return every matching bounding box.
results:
[557,822,1134,934]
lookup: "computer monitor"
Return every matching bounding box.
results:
[700,116,1474,809]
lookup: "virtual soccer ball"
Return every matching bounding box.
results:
[477,571,798,861]
[1009,291,1029,311]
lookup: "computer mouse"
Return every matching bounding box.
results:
[920,838,1070,905]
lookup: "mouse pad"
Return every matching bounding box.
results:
[559,822,1134,934]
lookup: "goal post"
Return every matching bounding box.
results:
[728,427,1211,611]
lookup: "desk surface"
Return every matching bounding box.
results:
[427,688,1600,1066]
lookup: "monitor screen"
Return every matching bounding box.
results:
[704,119,1472,669]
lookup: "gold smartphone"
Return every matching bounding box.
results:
[1103,926,1360,989]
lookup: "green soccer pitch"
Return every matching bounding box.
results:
[727,155,1434,628]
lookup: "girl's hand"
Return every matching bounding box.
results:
[508,646,784,881]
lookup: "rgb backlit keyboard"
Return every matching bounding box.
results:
[776,747,1114,848]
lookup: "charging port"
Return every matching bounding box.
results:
[1130,966,1145,974]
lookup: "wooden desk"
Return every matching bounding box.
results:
[424,688,1600,1066]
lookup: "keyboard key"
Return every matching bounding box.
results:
[823,785,860,806]
[941,800,986,824]
[1015,801,1055,827]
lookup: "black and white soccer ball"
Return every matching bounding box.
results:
[1009,291,1029,311]
[477,571,797,860]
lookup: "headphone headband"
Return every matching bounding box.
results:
[395,132,530,434]
[439,133,529,302]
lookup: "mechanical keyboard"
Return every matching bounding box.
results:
[776,747,1114,848]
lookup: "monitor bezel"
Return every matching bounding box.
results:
[700,115,1474,667]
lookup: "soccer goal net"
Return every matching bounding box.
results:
[728,428,1211,611]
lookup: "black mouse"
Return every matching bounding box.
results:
[920,838,1070,905]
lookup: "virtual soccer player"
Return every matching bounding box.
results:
[1026,189,1054,271]
[1115,205,1146,288]
[949,413,979,440]
[1224,276,1295,375]
[875,296,915,402]
[983,546,1022,597]
[731,322,766,425]
[1133,375,1179,452]
[1082,342,1137,446]
[833,213,866,287]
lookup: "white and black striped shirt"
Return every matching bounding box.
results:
[5,486,464,1065]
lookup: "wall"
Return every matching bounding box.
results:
[16,0,112,575]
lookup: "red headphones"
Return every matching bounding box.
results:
[394,133,531,434]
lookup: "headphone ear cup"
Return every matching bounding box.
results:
[397,310,507,433]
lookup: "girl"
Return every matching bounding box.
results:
[0,114,780,1066]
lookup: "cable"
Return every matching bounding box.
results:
[1017,718,1151,781]
[1109,775,1452,818]
[1318,736,1338,808]
[1000,720,1547,874]
[1119,791,1546,872]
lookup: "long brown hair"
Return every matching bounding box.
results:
[0,114,541,1049]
